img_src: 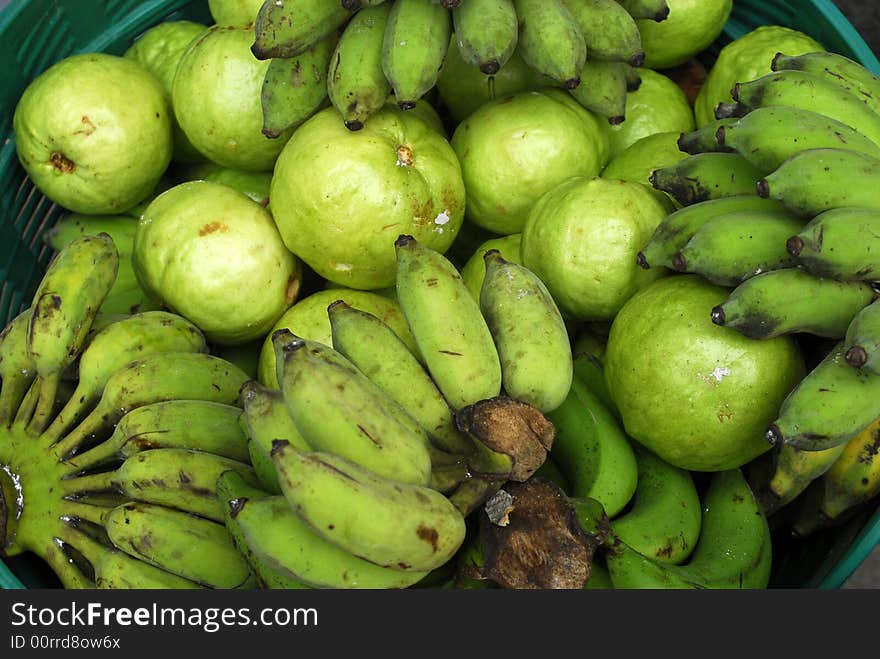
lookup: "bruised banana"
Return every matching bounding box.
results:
[453,0,518,75]
[767,342,880,452]
[328,301,472,455]
[25,234,118,435]
[816,417,880,520]
[513,0,586,90]
[43,311,207,444]
[760,443,847,515]
[844,299,880,374]
[649,152,765,206]
[252,0,351,59]
[65,400,249,472]
[395,235,501,410]
[710,269,876,340]
[53,352,250,459]
[758,148,880,216]
[561,0,643,66]
[272,442,466,572]
[787,207,880,282]
[62,447,258,522]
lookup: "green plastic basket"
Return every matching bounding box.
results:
[0,0,878,590]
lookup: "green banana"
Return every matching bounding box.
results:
[649,153,765,206]
[816,417,880,520]
[730,70,880,148]
[637,196,785,271]
[571,349,617,418]
[43,311,207,444]
[561,0,644,66]
[767,342,880,452]
[844,299,880,373]
[382,0,452,109]
[344,1,390,9]
[546,378,638,517]
[624,64,642,92]
[610,449,701,565]
[760,443,847,514]
[103,502,254,588]
[513,0,586,90]
[62,447,258,523]
[479,250,572,413]
[671,209,804,287]
[240,379,309,495]
[716,106,880,175]
[772,50,880,118]
[25,234,119,435]
[616,0,669,21]
[261,34,336,138]
[787,207,880,282]
[569,59,629,124]
[272,442,467,572]
[0,308,36,426]
[710,269,876,340]
[757,148,880,216]
[328,301,473,455]
[328,4,391,130]
[44,214,137,257]
[94,550,204,589]
[64,400,250,472]
[395,235,502,411]
[273,331,433,486]
[252,0,352,59]
[605,469,772,589]
[53,352,250,459]
[453,0,518,75]
[216,470,310,589]
[677,118,738,155]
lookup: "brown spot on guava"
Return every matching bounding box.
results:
[50,152,76,173]
[199,221,230,236]
[417,525,439,552]
[74,115,96,136]
[396,145,414,167]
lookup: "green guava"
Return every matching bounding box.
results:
[638,0,733,70]
[269,105,466,290]
[460,233,522,302]
[176,162,271,206]
[208,0,265,27]
[13,53,172,215]
[124,19,209,164]
[436,34,549,124]
[606,68,695,158]
[451,89,610,235]
[694,26,824,127]
[172,26,294,171]
[520,177,669,321]
[257,288,418,389]
[604,275,805,472]
[601,131,687,209]
[133,180,301,345]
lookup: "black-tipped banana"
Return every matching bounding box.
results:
[710,269,876,340]
[62,448,259,522]
[0,309,36,426]
[766,342,880,452]
[844,299,880,374]
[261,34,336,139]
[677,118,738,155]
[731,70,880,148]
[616,0,669,21]
[561,0,643,66]
[611,449,701,565]
[453,0,518,75]
[772,50,880,117]
[382,0,452,109]
[605,469,771,589]
[252,0,352,59]
[272,442,466,572]
[650,153,764,206]
[671,209,803,287]
[513,0,586,90]
[104,502,254,588]
[787,207,880,282]
[717,106,880,175]
[64,400,250,473]
[395,235,502,411]
[479,250,572,413]
[328,4,392,130]
[240,379,309,495]
[25,234,119,435]
[273,332,433,486]
[760,443,847,515]
[53,352,250,459]
[637,196,785,271]
[569,59,630,124]
[816,417,880,520]
[43,311,207,444]
[757,148,880,216]
[328,301,472,455]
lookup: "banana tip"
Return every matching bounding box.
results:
[327,299,348,314]
[608,115,626,126]
[480,62,501,76]
[785,235,804,257]
[715,126,727,147]
[629,52,646,68]
[564,77,581,91]
[398,101,417,111]
[671,252,687,272]
[710,305,726,326]
[765,425,782,446]
[395,234,416,248]
[270,439,290,457]
[756,179,770,198]
[636,252,650,270]
[229,497,248,518]
[770,52,784,72]
[845,345,868,368]
[654,4,671,21]
[344,120,364,132]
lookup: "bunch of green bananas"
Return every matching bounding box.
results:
[0,235,258,588]
[251,0,661,134]
[637,49,880,532]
